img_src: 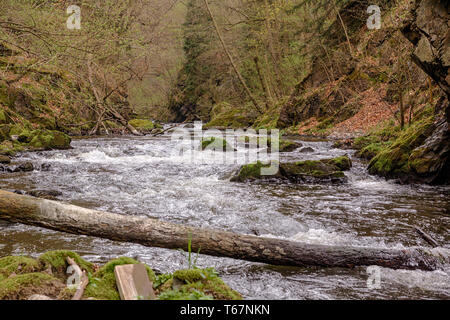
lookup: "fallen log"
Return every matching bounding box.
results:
[0,190,447,271]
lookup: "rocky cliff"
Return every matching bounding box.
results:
[368,0,449,184]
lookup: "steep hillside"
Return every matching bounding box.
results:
[169,0,449,184]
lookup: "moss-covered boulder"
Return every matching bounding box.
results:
[0,155,10,164]
[157,268,242,300]
[368,117,437,182]
[27,129,71,150]
[0,272,64,300]
[201,137,236,152]
[231,156,352,184]
[128,119,162,133]
[0,256,41,282]
[204,102,258,129]
[38,250,94,279]
[230,161,283,182]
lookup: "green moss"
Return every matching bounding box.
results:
[0,110,7,124]
[39,250,94,276]
[205,103,257,129]
[173,269,207,283]
[28,129,71,150]
[154,273,173,289]
[158,288,213,300]
[0,272,63,300]
[0,256,41,281]
[368,117,434,177]
[0,140,25,156]
[84,257,155,300]
[158,268,242,300]
[201,137,235,151]
[129,119,155,130]
[230,161,273,182]
[322,155,352,171]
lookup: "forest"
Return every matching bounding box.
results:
[0,0,449,302]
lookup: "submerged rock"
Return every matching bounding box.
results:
[27,190,63,200]
[299,147,315,153]
[13,162,34,172]
[231,155,352,184]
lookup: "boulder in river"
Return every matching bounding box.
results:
[13,162,34,172]
[201,137,236,152]
[0,155,10,164]
[230,155,352,184]
[27,190,63,200]
[299,147,315,153]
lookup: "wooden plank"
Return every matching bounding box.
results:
[114,264,156,300]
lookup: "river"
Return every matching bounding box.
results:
[0,129,449,299]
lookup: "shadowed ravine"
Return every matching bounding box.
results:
[0,132,449,299]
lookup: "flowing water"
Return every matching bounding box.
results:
[0,129,449,300]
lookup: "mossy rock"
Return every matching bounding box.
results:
[0,154,10,164]
[205,103,257,129]
[0,256,41,281]
[129,119,155,131]
[158,268,242,301]
[38,250,94,279]
[0,273,64,300]
[322,155,352,171]
[0,140,24,156]
[83,257,155,300]
[230,161,282,182]
[356,143,384,160]
[278,139,302,152]
[368,118,434,179]
[231,156,351,184]
[201,137,236,152]
[28,129,71,150]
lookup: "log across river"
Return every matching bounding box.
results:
[0,190,447,271]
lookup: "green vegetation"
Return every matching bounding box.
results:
[0,251,242,300]
[158,267,242,300]
[0,272,64,300]
[368,116,434,178]
[84,257,155,300]
[201,137,235,151]
[0,256,40,282]
[128,119,162,131]
[231,156,351,183]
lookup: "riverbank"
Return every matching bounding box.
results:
[0,250,242,300]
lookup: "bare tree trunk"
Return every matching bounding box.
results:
[87,57,141,136]
[0,190,446,271]
[203,0,263,114]
[399,90,405,129]
[254,57,273,109]
[333,0,353,57]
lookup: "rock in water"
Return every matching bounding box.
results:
[27,190,63,200]
[299,147,315,153]
[0,155,11,164]
[13,162,34,172]
[230,156,352,184]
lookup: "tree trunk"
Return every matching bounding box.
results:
[203,0,263,114]
[0,190,446,271]
[254,56,273,109]
[399,90,405,129]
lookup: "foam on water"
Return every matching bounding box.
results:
[0,135,449,299]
